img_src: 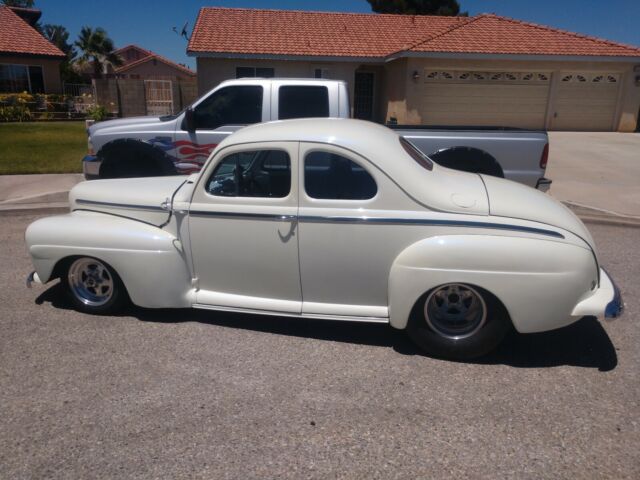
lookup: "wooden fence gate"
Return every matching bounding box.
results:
[144,79,174,116]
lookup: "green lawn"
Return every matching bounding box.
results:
[0,122,86,174]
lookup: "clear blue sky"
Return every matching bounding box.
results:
[36,0,640,70]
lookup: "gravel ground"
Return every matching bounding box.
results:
[1,213,638,479]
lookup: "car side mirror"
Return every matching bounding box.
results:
[184,108,196,132]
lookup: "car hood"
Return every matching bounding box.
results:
[481,174,597,252]
[69,176,189,226]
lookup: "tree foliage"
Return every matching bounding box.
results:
[42,24,83,83]
[74,27,122,78]
[367,0,465,16]
[1,0,35,7]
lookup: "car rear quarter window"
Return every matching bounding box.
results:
[400,137,433,171]
[278,86,329,120]
[304,151,377,200]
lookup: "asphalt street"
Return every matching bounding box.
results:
[1,213,638,479]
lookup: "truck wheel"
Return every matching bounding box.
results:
[63,257,128,314]
[98,139,177,179]
[429,147,504,178]
[406,283,511,360]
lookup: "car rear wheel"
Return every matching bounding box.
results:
[406,283,510,360]
[63,257,127,314]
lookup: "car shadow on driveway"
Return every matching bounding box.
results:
[36,283,617,371]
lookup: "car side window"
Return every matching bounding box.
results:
[207,150,291,198]
[304,151,377,200]
[278,86,329,120]
[193,86,263,130]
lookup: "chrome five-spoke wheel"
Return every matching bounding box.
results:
[424,284,487,340]
[68,257,114,306]
[64,257,127,314]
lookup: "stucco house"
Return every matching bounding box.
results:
[113,44,195,80]
[188,7,640,132]
[0,5,65,94]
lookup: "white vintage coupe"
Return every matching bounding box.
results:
[26,119,623,359]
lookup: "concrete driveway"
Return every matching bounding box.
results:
[547,132,640,218]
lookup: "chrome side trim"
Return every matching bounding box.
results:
[188,210,564,238]
[299,215,565,238]
[75,199,166,212]
[192,303,390,323]
[189,210,296,221]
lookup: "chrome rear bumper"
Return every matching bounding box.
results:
[571,268,624,320]
[604,269,624,319]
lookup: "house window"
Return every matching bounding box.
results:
[314,68,329,79]
[235,67,275,78]
[0,64,44,93]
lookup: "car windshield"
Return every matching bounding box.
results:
[400,137,433,171]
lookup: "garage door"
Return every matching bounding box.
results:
[417,70,551,129]
[551,72,620,131]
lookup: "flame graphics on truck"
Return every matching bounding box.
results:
[148,137,218,174]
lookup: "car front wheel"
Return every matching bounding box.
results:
[63,257,127,314]
[406,283,511,360]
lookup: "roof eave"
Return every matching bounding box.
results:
[0,50,65,59]
[388,51,640,63]
[187,50,386,63]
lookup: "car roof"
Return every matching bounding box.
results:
[218,118,400,159]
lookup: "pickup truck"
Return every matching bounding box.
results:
[83,78,551,190]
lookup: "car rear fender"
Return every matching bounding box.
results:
[388,234,598,333]
[25,211,193,308]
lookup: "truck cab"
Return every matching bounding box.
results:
[83,78,350,178]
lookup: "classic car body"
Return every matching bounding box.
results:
[27,119,622,359]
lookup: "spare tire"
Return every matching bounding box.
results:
[98,139,177,179]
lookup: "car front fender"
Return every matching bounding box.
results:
[25,211,193,308]
[388,234,599,333]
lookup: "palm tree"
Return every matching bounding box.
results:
[74,27,122,78]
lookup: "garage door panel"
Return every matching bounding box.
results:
[416,71,550,129]
[552,73,620,131]
[416,81,549,129]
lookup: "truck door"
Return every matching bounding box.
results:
[173,83,271,174]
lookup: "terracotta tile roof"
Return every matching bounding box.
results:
[410,14,640,57]
[0,6,65,57]
[188,7,640,59]
[188,7,464,58]
[115,51,195,76]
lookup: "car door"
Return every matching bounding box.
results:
[188,141,301,313]
[173,83,271,173]
[297,142,393,320]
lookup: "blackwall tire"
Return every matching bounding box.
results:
[406,284,511,360]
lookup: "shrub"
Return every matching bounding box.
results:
[86,104,109,122]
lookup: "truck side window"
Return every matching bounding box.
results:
[207,150,291,198]
[193,86,263,130]
[278,86,329,120]
[304,151,376,200]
